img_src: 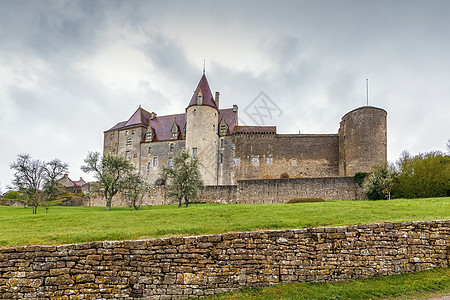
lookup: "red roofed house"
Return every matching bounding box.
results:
[104,73,387,187]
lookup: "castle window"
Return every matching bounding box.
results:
[125,151,131,160]
[133,153,137,158]
[172,131,177,139]
[169,143,174,152]
[168,158,174,166]
[147,162,151,171]
[220,139,224,148]
[192,148,198,160]
[153,157,158,168]
[291,159,297,167]
[126,138,132,146]
[145,132,153,142]
[220,153,224,164]
[268,156,273,165]
[213,125,215,131]
[148,147,151,154]
[235,157,240,164]
[253,157,259,166]
[197,91,203,105]
[125,131,129,136]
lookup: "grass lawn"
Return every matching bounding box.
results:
[207,267,450,300]
[0,197,448,247]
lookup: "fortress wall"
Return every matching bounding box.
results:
[87,177,365,207]
[218,136,236,185]
[1,220,448,299]
[233,134,340,180]
[339,107,387,176]
[236,177,364,203]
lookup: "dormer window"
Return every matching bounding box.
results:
[197,90,203,105]
[145,127,155,142]
[170,121,179,140]
[219,117,229,136]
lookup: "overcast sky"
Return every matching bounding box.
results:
[1,0,449,192]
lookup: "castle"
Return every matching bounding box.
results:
[104,73,387,198]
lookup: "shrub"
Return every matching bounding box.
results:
[4,191,21,200]
[287,198,325,203]
[280,173,290,179]
[353,172,368,187]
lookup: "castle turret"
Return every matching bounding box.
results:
[185,74,219,185]
[339,106,387,176]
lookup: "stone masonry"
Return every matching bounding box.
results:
[1,220,448,299]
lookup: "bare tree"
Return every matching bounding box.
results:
[81,152,134,210]
[162,149,203,208]
[43,158,69,212]
[10,154,46,214]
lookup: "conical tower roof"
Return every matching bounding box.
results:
[187,74,217,109]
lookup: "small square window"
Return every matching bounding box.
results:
[235,157,240,164]
[291,159,297,167]
[126,138,132,146]
[168,158,174,166]
[253,157,259,166]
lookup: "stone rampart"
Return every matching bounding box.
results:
[88,177,364,207]
[1,220,448,299]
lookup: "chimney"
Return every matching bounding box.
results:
[150,112,157,120]
[215,92,220,109]
[232,104,238,112]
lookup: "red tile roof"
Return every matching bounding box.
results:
[106,108,238,142]
[187,75,218,109]
[219,108,238,134]
[124,107,152,127]
[148,113,186,142]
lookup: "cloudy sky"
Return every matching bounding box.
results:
[1,0,449,191]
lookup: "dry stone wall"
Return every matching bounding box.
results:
[1,220,449,299]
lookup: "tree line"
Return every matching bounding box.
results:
[361,146,450,200]
[7,149,203,213]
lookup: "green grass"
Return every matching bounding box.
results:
[0,197,448,247]
[207,267,450,300]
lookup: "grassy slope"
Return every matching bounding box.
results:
[0,197,448,247]
[207,267,450,300]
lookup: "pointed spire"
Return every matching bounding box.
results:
[203,59,206,75]
[187,73,217,109]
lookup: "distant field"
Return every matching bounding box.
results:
[0,197,449,247]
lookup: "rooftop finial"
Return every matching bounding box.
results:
[203,59,205,75]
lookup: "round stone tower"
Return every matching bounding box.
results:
[185,74,219,185]
[339,106,387,176]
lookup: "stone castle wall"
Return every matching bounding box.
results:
[233,134,340,180]
[87,176,364,207]
[339,107,387,176]
[1,220,448,299]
